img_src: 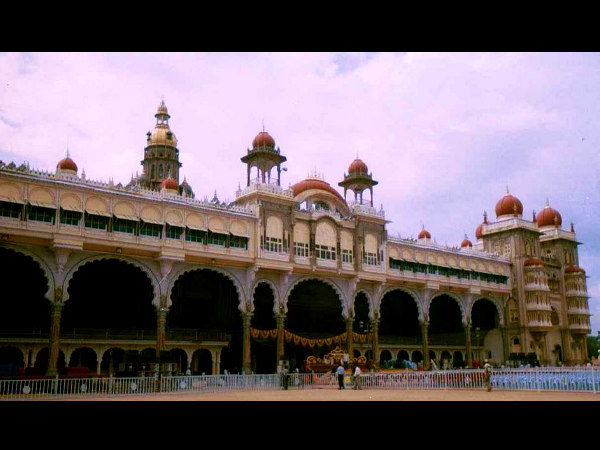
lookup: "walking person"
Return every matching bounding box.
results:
[336,362,346,390]
[483,360,492,392]
[353,365,362,390]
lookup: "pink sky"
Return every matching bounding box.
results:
[1,52,598,335]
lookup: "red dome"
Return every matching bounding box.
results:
[291,178,346,203]
[348,158,368,174]
[475,223,484,239]
[418,229,431,239]
[565,265,585,274]
[524,258,546,267]
[161,178,178,190]
[495,193,523,217]
[252,131,275,148]
[461,238,473,248]
[57,157,77,172]
[536,205,562,228]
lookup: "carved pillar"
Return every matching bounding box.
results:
[96,352,102,375]
[275,312,286,368]
[371,320,379,369]
[242,311,252,374]
[420,321,430,370]
[47,295,63,376]
[464,324,472,368]
[345,318,354,358]
[156,307,167,354]
[215,349,221,375]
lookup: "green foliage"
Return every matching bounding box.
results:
[587,335,599,359]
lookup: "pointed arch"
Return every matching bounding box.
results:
[379,286,423,322]
[251,278,280,313]
[470,296,505,327]
[428,292,466,325]
[284,276,347,317]
[166,265,246,311]
[0,244,55,300]
[62,254,160,305]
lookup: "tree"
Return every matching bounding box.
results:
[587,333,599,360]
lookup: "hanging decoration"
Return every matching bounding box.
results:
[249,328,370,348]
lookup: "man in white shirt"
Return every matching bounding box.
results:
[336,363,346,390]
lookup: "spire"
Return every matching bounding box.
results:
[483,211,488,223]
[545,197,550,208]
[570,222,575,233]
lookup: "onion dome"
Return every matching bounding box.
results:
[524,258,547,267]
[57,156,78,173]
[161,177,178,191]
[461,235,473,248]
[475,211,488,239]
[495,189,523,218]
[565,265,585,274]
[418,227,431,240]
[348,158,368,175]
[291,176,346,203]
[252,131,275,149]
[536,201,562,228]
[180,177,194,198]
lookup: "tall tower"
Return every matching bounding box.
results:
[140,100,182,190]
[338,158,378,206]
[240,130,287,186]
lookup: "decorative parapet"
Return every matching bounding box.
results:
[387,236,510,262]
[235,182,295,199]
[483,218,540,234]
[348,201,385,219]
[539,228,577,242]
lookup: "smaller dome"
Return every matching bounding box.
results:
[524,258,546,267]
[475,223,484,239]
[536,203,562,228]
[565,265,585,274]
[348,158,368,175]
[495,191,523,218]
[418,228,431,240]
[461,237,473,248]
[252,131,275,149]
[57,156,78,173]
[161,178,178,191]
[155,100,170,118]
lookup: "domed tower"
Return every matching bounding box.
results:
[495,188,523,221]
[338,157,378,207]
[56,150,78,177]
[240,128,287,186]
[140,100,182,190]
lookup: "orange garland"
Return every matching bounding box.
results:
[250,328,370,348]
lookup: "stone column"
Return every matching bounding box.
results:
[215,349,221,375]
[464,324,472,368]
[96,352,102,375]
[371,320,379,369]
[275,313,286,368]
[47,299,63,376]
[242,311,252,374]
[345,318,354,359]
[156,308,167,355]
[420,321,430,370]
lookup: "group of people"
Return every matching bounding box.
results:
[336,363,362,390]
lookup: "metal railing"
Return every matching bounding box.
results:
[0,367,597,400]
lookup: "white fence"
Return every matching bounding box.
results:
[0,367,597,400]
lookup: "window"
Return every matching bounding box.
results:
[230,235,248,249]
[151,165,156,179]
[140,222,162,238]
[0,200,22,219]
[364,252,378,265]
[166,225,183,240]
[294,242,309,257]
[264,236,283,253]
[504,243,511,257]
[159,164,164,179]
[185,228,206,243]
[112,217,136,234]
[342,249,353,263]
[315,244,336,260]
[84,213,109,230]
[28,206,55,223]
[60,209,82,226]
[207,231,227,246]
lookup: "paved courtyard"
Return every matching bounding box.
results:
[52,388,600,401]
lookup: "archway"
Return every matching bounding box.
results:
[168,269,243,374]
[100,348,126,375]
[440,350,452,369]
[412,350,423,364]
[379,289,420,344]
[379,349,393,367]
[471,298,502,363]
[68,347,97,372]
[34,348,66,375]
[453,350,464,368]
[0,347,24,377]
[62,258,156,331]
[352,292,370,333]
[285,279,345,371]
[191,349,212,375]
[428,294,464,346]
[397,350,409,362]
[168,348,188,374]
[251,282,277,374]
[0,247,50,336]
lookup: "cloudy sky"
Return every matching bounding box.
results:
[1,52,598,335]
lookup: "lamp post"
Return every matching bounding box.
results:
[359,320,376,371]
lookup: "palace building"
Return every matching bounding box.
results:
[0,101,591,377]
